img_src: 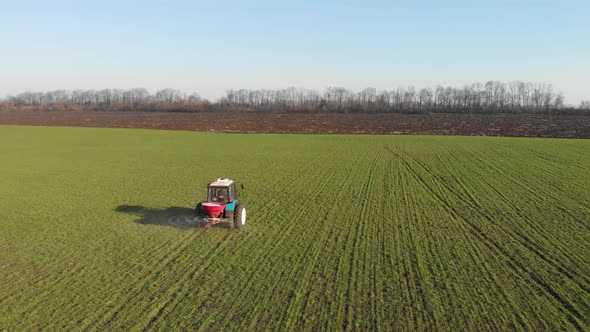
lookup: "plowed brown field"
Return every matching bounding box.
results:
[0,111,588,137]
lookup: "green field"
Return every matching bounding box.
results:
[1,126,589,331]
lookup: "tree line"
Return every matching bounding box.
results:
[0,88,208,112]
[1,81,589,114]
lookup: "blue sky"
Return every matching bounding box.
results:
[1,0,589,104]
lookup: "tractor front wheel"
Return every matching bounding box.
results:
[234,203,246,229]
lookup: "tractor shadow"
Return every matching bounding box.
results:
[115,205,232,229]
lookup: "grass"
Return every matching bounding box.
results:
[0,125,589,331]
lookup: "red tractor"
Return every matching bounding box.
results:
[194,178,246,229]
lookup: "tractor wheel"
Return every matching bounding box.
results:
[227,218,234,230]
[194,203,202,218]
[234,203,246,230]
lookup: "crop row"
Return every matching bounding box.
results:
[0,127,588,331]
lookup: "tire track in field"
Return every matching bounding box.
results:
[281,162,361,330]
[441,145,590,290]
[327,180,370,331]
[245,152,333,221]
[4,221,199,330]
[398,157,430,330]
[245,151,361,330]
[136,232,232,331]
[398,145,585,320]
[271,143,368,330]
[228,158,351,330]
[227,155,340,328]
[312,146,384,332]
[0,262,85,305]
[190,170,336,330]
[468,147,590,231]
[0,236,114,304]
[96,153,332,330]
[472,144,584,209]
[453,144,590,248]
[401,148,546,330]
[402,150,468,330]
[280,145,382,329]
[282,201,346,330]
[416,150,564,328]
[497,141,587,171]
[474,144,590,211]
[120,229,230,329]
[379,157,408,329]
[374,162,393,329]
[292,146,384,330]
[80,229,205,325]
[445,147,587,237]
[384,144,588,330]
[2,269,89,331]
[383,144,540,330]
[438,145,590,327]
[88,228,208,330]
[10,266,88,319]
[145,150,343,330]
[367,150,389,332]
[401,144,590,293]
[342,153,382,331]
[394,152,477,330]
[382,145,424,330]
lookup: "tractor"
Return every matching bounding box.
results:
[194,178,246,229]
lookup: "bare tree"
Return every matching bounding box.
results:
[1,81,574,114]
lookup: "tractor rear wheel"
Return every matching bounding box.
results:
[234,203,246,229]
[227,213,234,230]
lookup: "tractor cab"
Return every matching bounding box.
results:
[207,179,236,203]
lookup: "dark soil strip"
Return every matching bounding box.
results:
[0,111,588,138]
